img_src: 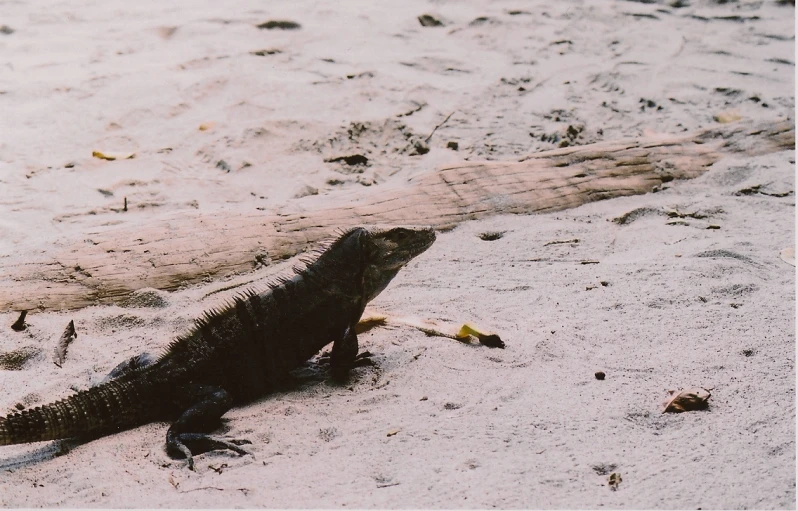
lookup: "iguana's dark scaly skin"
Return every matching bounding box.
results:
[0,226,435,468]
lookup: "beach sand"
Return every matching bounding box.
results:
[0,0,794,507]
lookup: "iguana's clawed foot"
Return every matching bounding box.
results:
[327,351,375,381]
[353,350,375,367]
[318,351,374,368]
[167,432,251,470]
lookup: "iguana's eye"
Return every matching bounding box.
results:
[391,230,408,242]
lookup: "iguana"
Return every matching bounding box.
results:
[0,226,437,469]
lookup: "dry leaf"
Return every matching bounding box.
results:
[608,472,622,491]
[156,26,178,39]
[53,320,77,367]
[92,150,135,161]
[780,247,795,266]
[662,387,711,413]
[198,122,215,131]
[356,311,505,348]
[386,429,400,437]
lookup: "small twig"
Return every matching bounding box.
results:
[208,463,228,474]
[123,197,128,212]
[376,482,401,489]
[425,111,455,143]
[53,320,77,367]
[11,311,27,331]
[180,486,225,494]
[397,102,426,118]
[544,238,579,246]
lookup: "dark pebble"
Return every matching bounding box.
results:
[257,20,301,30]
[418,14,444,27]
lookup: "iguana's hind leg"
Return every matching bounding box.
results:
[165,383,249,470]
[100,352,157,384]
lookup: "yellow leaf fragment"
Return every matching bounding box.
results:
[198,122,215,131]
[356,310,504,348]
[92,150,135,161]
[662,387,711,413]
[713,110,742,124]
[456,323,505,348]
[386,429,400,437]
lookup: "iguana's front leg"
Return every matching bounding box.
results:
[165,383,250,470]
[329,326,360,379]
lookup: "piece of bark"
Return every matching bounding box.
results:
[10,310,27,331]
[53,320,77,368]
[0,119,792,311]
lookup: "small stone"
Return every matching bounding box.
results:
[595,371,606,380]
[325,154,369,166]
[411,141,430,155]
[418,14,444,27]
[446,141,459,151]
[257,20,301,30]
[251,49,282,56]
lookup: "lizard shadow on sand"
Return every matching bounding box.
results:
[0,439,78,471]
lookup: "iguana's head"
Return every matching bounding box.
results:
[359,226,436,302]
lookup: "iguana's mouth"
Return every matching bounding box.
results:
[370,226,437,271]
[409,228,436,255]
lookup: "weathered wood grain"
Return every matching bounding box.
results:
[1,119,792,312]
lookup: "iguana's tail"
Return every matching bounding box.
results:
[0,377,158,445]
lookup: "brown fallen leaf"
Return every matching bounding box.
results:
[53,320,77,367]
[662,387,711,413]
[92,150,135,161]
[608,472,622,491]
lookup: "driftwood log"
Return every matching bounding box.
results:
[1,119,793,312]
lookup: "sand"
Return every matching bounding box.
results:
[0,0,795,508]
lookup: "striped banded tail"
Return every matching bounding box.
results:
[0,378,156,446]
